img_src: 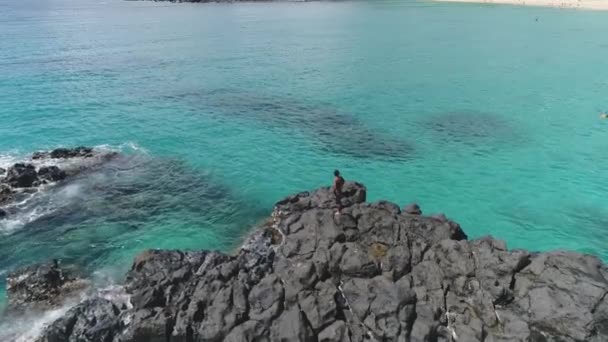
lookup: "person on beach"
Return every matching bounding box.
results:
[333,170,345,214]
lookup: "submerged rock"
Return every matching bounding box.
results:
[170,89,414,161]
[32,146,95,160]
[28,182,608,342]
[421,110,519,146]
[6,260,88,311]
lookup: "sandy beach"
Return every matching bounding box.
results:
[436,0,608,10]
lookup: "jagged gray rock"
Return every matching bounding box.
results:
[36,298,121,342]
[29,182,608,342]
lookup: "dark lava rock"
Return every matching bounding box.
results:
[4,163,38,188]
[0,167,5,175]
[0,184,13,205]
[403,202,422,215]
[38,166,67,182]
[0,147,115,208]
[33,182,608,342]
[36,298,121,342]
[7,260,87,311]
[31,151,49,160]
[50,146,94,159]
[0,208,6,218]
[32,146,95,160]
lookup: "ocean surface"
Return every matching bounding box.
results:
[1,0,608,335]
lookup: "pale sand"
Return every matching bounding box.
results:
[436,0,608,10]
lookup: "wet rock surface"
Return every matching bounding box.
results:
[38,165,67,182]
[5,163,39,188]
[36,298,122,342]
[0,184,13,205]
[26,182,608,342]
[32,146,94,160]
[0,146,116,218]
[6,260,88,311]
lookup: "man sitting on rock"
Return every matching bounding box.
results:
[333,169,345,214]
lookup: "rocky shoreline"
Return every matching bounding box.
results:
[0,146,117,219]
[4,181,608,341]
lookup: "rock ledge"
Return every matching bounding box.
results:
[16,182,608,342]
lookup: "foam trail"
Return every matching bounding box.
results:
[1,207,53,234]
[0,183,86,234]
[120,141,149,154]
[0,267,129,341]
[0,143,143,171]
[0,144,139,234]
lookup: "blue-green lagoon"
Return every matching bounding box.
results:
[1,0,608,336]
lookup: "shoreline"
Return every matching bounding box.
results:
[435,0,608,10]
[7,182,607,342]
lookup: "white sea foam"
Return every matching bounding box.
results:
[1,304,76,342]
[0,281,131,342]
[97,284,132,310]
[0,183,89,234]
[0,271,132,342]
[0,144,147,339]
[0,143,147,233]
[93,142,147,155]
[120,141,149,154]
[0,152,21,170]
[57,183,83,200]
[0,204,54,234]
[0,285,90,342]
[0,143,144,171]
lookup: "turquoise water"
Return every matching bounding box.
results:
[1,0,608,316]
